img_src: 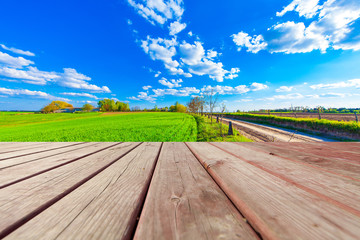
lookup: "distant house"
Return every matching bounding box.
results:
[54,107,100,113]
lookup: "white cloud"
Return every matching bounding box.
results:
[57,68,111,93]
[0,87,70,101]
[158,78,182,88]
[231,32,267,53]
[320,92,349,98]
[61,92,99,99]
[310,79,360,89]
[234,0,360,54]
[201,85,250,95]
[188,31,193,37]
[0,44,35,57]
[269,21,329,54]
[276,86,294,92]
[251,82,269,91]
[266,93,304,101]
[142,85,152,90]
[169,21,186,35]
[0,51,34,68]
[128,91,156,102]
[178,41,239,82]
[127,19,133,25]
[127,0,184,25]
[152,86,200,97]
[141,36,179,70]
[0,66,60,85]
[276,0,321,18]
[154,71,161,77]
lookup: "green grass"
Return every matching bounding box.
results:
[0,112,197,142]
[226,113,360,135]
[193,114,253,142]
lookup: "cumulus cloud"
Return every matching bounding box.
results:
[276,86,294,92]
[128,91,157,102]
[201,85,250,95]
[251,82,269,91]
[310,79,360,89]
[231,32,267,53]
[233,0,360,53]
[0,66,59,85]
[276,0,321,18]
[178,41,240,82]
[0,51,34,68]
[0,87,70,101]
[141,36,182,74]
[57,68,110,93]
[61,92,99,99]
[142,85,152,90]
[0,44,35,57]
[169,21,186,35]
[158,78,182,88]
[152,86,200,97]
[266,93,304,101]
[127,0,184,25]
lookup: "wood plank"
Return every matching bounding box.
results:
[0,142,94,169]
[186,142,360,240]
[0,142,84,160]
[270,142,360,165]
[0,143,45,154]
[0,142,140,238]
[243,142,360,180]
[134,142,258,240]
[0,142,117,188]
[212,142,360,215]
[4,142,161,240]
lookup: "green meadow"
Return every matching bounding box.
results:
[0,112,197,142]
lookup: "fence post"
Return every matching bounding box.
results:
[216,116,219,123]
[318,108,321,120]
[228,121,234,135]
[355,112,358,123]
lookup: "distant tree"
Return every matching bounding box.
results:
[82,103,94,112]
[203,88,218,124]
[98,99,129,112]
[41,101,73,113]
[176,104,187,113]
[187,97,203,114]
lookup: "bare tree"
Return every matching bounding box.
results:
[203,88,219,124]
[219,102,226,137]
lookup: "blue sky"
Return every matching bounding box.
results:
[1,0,360,111]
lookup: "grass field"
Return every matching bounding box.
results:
[0,112,197,142]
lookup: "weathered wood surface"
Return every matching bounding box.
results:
[134,142,258,240]
[186,142,360,240]
[6,142,161,240]
[244,142,360,180]
[0,142,359,240]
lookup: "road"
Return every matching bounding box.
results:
[220,117,335,142]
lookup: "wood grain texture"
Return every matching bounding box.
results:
[5,142,161,240]
[0,142,140,238]
[0,142,83,161]
[134,142,258,240]
[212,142,360,216]
[0,143,45,154]
[0,142,117,188]
[186,142,360,240]
[243,142,360,180]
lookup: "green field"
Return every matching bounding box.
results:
[0,112,197,142]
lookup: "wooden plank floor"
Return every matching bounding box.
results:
[0,142,359,240]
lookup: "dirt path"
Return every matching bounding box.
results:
[220,117,335,142]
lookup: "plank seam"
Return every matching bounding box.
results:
[210,142,360,218]
[129,142,164,240]
[0,142,143,239]
[233,142,360,182]
[184,142,266,240]
[0,142,98,170]
[0,142,87,161]
[0,143,123,189]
